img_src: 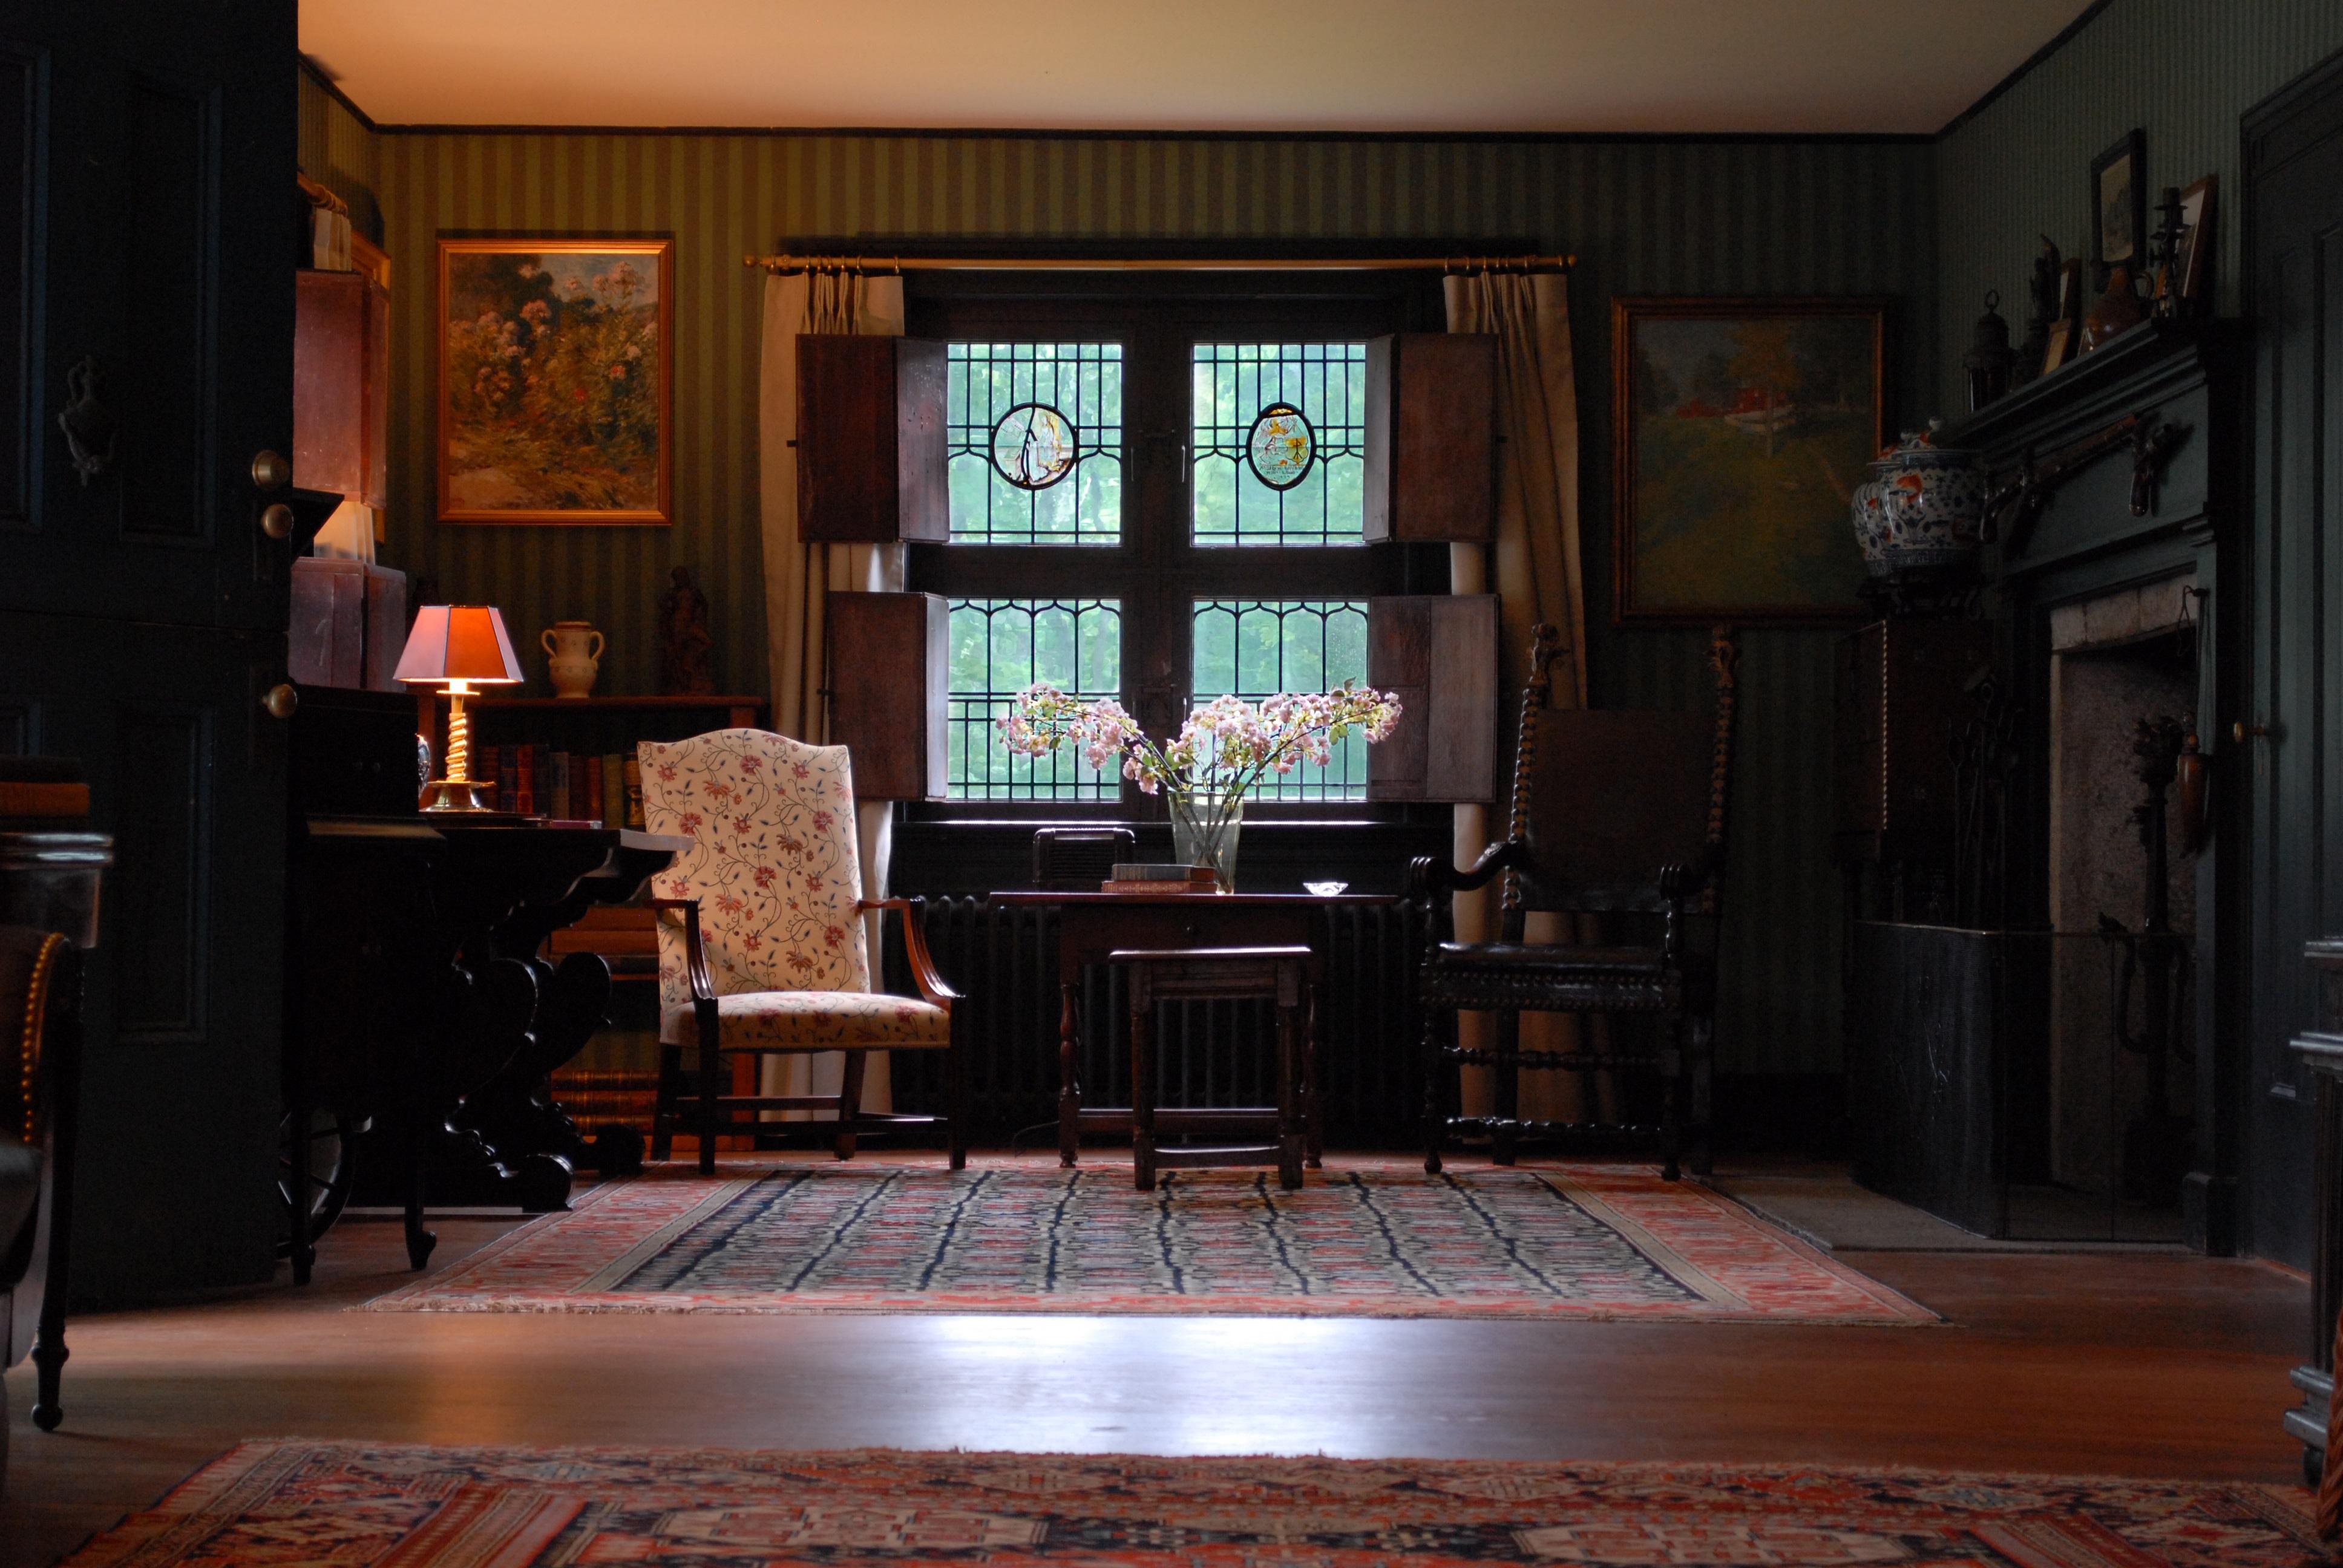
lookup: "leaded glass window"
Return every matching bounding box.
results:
[1190,599,1371,800]
[948,598,1123,800]
[946,343,1122,545]
[1191,344,1367,547]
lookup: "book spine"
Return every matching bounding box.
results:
[551,751,572,822]
[516,744,537,818]
[602,753,626,830]
[496,745,518,814]
[623,757,645,829]
[586,754,606,826]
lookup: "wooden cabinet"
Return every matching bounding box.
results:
[827,592,948,800]
[1366,594,1498,803]
[2283,939,2343,1483]
[1832,619,1994,863]
[796,337,948,543]
[1363,333,1496,543]
[293,269,389,508]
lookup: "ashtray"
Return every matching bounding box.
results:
[1303,880,1349,896]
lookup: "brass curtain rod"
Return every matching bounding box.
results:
[742,251,1573,274]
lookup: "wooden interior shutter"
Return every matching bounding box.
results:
[1366,595,1498,802]
[1363,333,1496,543]
[827,591,948,800]
[796,336,948,543]
[293,270,390,509]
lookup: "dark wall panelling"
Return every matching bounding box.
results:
[0,48,33,531]
[122,78,211,543]
[1935,0,2343,413]
[303,71,1938,1076]
[110,706,207,1041]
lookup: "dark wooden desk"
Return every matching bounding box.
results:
[988,892,1395,1167]
[289,818,683,1278]
[2283,937,2343,1484]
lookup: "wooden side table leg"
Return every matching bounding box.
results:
[1057,981,1082,1168]
[1130,978,1156,1192]
[1276,977,1303,1191]
[1303,979,1323,1170]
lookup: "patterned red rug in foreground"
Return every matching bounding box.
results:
[59,1441,2327,1568]
[362,1161,1935,1323]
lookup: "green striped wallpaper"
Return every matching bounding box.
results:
[1936,0,2343,411]
[297,70,1940,1076]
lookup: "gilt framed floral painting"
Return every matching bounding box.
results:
[1611,297,1884,625]
[437,238,673,525]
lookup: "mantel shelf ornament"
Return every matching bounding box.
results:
[1984,408,2192,556]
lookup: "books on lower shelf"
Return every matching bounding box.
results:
[547,1067,658,1131]
[488,743,645,828]
[1099,864,1219,894]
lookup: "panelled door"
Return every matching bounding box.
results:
[2243,51,2343,1267]
[0,2,298,1296]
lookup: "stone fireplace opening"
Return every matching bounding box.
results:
[2039,573,2198,1236]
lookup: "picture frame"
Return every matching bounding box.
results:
[2041,320,2074,377]
[2090,129,2146,285]
[1611,297,1885,626]
[2176,174,2217,309]
[2054,257,2085,327]
[436,237,675,526]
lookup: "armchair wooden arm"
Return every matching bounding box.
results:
[1410,840,1529,905]
[646,897,717,1013]
[859,898,960,1008]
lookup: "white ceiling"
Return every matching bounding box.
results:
[300,0,2088,136]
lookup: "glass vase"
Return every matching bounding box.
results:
[1168,786,1244,893]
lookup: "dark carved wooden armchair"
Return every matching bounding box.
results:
[1412,624,1738,1181]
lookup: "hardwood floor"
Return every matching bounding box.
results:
[0,1163,2312,1568]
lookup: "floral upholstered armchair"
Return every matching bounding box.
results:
[637,729,965,1174]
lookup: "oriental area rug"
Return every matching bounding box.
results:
[362,1161,1935,1324]
[58,1440,2325,1568]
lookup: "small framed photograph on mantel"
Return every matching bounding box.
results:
[2090,129,2147,287]
[436,237,675,526]
[2176,175,2217,311]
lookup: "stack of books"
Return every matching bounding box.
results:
[1100,863,1221,895]
[489,745,647,828]
[547,1066,659,1132]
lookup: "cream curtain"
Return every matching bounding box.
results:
[757,268,907,1119]
[1443,269,1610,1126]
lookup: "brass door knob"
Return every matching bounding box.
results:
[250,449,291,491]
[2233,722,2272,743]
[262,682,299,720]
[260,502,294,539]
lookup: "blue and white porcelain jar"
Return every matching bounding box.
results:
[1850,428,1987,577]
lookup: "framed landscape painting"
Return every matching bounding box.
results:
[1611,297,1884,625]
[437,238,673,525]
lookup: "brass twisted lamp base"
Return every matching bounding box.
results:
[421,688,497,814]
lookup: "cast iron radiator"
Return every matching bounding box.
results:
[882,895,1429,1148]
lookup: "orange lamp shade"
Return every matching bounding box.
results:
[393,605,524,688]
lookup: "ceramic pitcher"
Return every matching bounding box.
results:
[542,620,604,699]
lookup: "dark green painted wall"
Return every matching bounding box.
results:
[298,71,1940,1076]
[1936,0,2343,413]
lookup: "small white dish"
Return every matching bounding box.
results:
[1303,880,1349,896]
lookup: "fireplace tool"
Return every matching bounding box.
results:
[2101,714,2194,1206]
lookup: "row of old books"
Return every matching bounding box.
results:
[489,745,647,828]
[547,1067,659,1131]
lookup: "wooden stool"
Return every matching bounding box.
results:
[1109,946,1313,1191]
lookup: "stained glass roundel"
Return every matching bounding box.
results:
[989,402,1079,491]
[1245,402,1315,490]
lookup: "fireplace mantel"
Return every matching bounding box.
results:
[1934,316,2246,1253]
[1936,321,2243,585]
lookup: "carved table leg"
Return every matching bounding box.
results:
[403,1115,438,1270]
[1057,980,1082,1168]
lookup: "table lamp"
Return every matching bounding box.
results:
[395,605,523,812]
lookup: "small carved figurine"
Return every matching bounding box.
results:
[657,566,717,696]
